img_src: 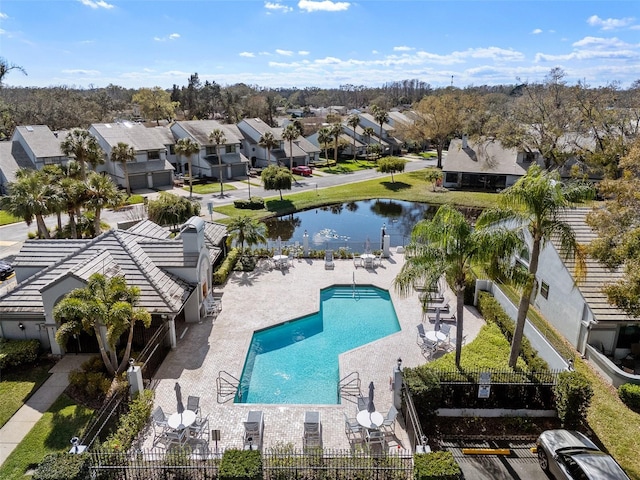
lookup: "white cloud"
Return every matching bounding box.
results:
[371,50,379,54]
[587,15,635,31]
[61,69,100,75]
[78,0,114,10]
[393,46,414,52]
[0,12,8,19]
[154,33,180,42]
[264,2,293,13]
[0,28,6,35]
[572,36,634,49]
[240,52,255,58]
[276,49,294,56]
[259,51,272,56]
[169,33,180,40]
[532,28,543,35]
[298,0,350,13]
[299,50,310,56]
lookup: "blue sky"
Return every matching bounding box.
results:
[1,1,639,90]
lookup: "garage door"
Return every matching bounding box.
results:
[129,174,147,191]
[152,171,172,187]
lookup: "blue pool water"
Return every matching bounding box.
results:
[235,285,400,404]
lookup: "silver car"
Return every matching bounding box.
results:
[536,429,630,479]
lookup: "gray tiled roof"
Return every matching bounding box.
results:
[240,118,279,139]
[559,208,639,323]
[444,138,527,176]
[15,125,65,159]
[176,120,243,145]
[152,125,176,146]
[0,227,196,316]
[91,122,167,151]
[0,141,35,186]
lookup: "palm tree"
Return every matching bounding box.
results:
[330,123,342,165]
[395,204,522,367]
[362,126,375,159]
[209,129,227,197]
[0,57,27,87]
[60,129,104,181]
[175,137,200,198]
[53,273,151,376]
[282,123,301,171]
[475,165,594,368]
[1,169,53,238]
[347,114,361,161]
[372,105,389,155]
[317,127,332,163]
[84,172,123,236]
[59,177,86,238]
[226,216,267,257]
[259,131,278,166]
[110,142,136,195]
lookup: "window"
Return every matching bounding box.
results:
[540,281,549,299]
[524,152,535,163]
[225,144,236,154]
[445,172,458,183]
[205,146,217,156]
[147,151,160,160]
[169,145,175,155]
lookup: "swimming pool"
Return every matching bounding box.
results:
[235,285,400,404]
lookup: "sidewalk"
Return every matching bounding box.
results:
[0,354,91,466]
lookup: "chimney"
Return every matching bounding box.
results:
[462,134,468,149]
[180,217,205,254]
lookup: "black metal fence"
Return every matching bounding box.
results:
[137,321,171,381]
[80,390,128,450]
[87,448,413,480]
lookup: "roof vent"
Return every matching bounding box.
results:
[26,126,34,132]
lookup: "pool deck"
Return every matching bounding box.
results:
[146,251,486,453]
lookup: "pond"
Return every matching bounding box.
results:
[263,199,432,250]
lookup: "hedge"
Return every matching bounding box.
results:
[233,197,265,210]
[219,449,262,480]
[32,453,90,480]
[554,370,593,429]
[618,383,640,412]
[0,338,40,369]
[477,291,548,371]
[213,248,241,285]
[414,451,462,479]
[102,389,154,451]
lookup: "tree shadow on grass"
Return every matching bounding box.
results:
[265,198,295,214]
[380,181,411,191]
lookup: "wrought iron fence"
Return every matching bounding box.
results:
[87,447,414,480]
[80,390,128,451]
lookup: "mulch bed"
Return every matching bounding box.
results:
[428,416,562,443]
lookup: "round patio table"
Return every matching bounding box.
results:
[424,331,447,343]
[356,410,384,429]
[167,410,196,430]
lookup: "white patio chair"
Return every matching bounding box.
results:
[303,411,322,448]
[324,250,335,270]
[243,410,264,450]
[363,255,374,269]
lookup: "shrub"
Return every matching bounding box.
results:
[102,389,154,451]
[403,367,442,418]
[477,292,549,371]
[219,449,262,480]
[68,355,111,402]
[234,197,265,210]
[414,451,462,479]
[213,248,241,285]
[33,453,90,480]
[554,371,593,429]
[618,383,640,412]
[0,338,40,369]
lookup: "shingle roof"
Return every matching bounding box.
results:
[0,141,35,185]
[15,125,65,159]
[559,207,639,323]
[0,227,196,316]
[176,120,243,145]
[444,138,527,176]
[91,122,167,151]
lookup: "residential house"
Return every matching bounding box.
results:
[237,118,281,167]
[442,136,537,190]
[357,112,401,155]
[522,207,640,386]
[273,126,320,167]
[89,121,174,190]
[11,125,68,169]
[171,120,249,179]
[0,217,226,357]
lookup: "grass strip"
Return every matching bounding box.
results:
[0,363,52,428]
[0,394,93,480]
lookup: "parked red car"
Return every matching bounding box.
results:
[292,165,313,176]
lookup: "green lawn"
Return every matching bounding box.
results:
[214,169,498,222]
[319,159,378,174]
[0,363,52,428]
[182,182,238,195]
[0,394,93,480]
[0,210,21,226]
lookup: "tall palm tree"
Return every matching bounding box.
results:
[209,129,227,197]
[110,142,136,195]
[226,215,267,257]
[259,131,278,166]
[476,165,594,368]
[84,172,123,236]
[347,114,361,161]
[59,177,86,239]
[53,273,151,376]
[1,169,53,238]
[60,129,104,181]
[317,127,332,163]
[174,137,200,198]
[330,123,342,165]
[395,204,522,367]
[362,126,375,159]
[372,105,389,155]
[282,123,301,171]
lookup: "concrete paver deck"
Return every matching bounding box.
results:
[147,251,486,453]
[0,354,92,466]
